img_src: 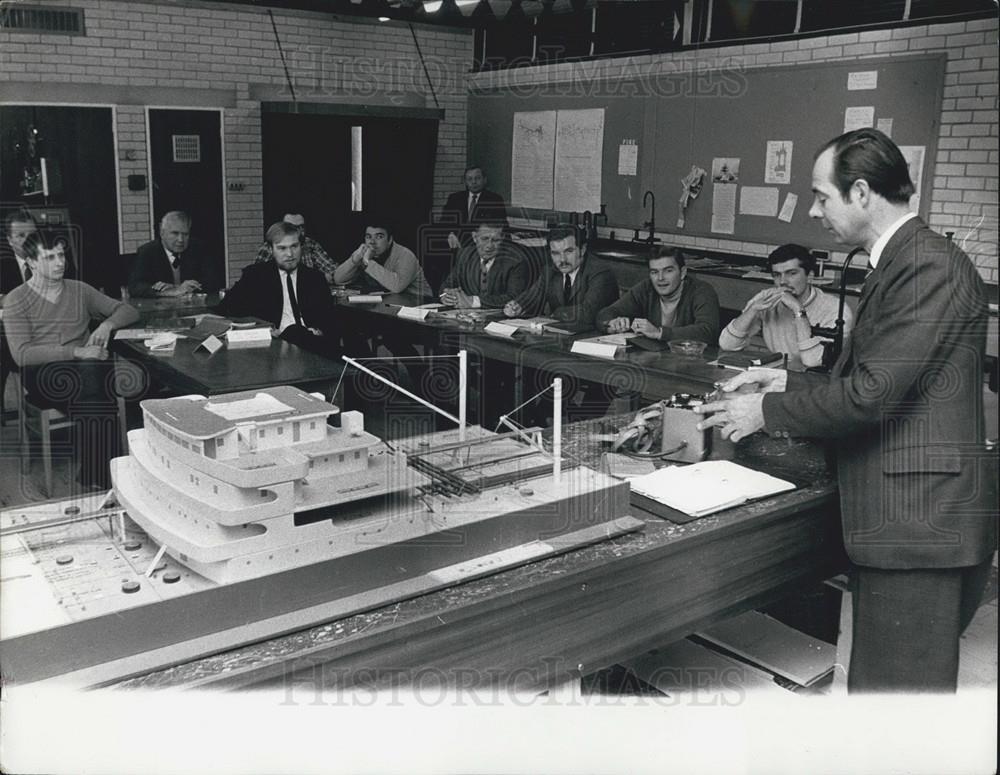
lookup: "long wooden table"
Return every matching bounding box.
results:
[332,293,729,398]
[115,417,844,692]
[112,296,346,397]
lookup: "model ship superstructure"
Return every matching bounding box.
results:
[112,380,632,586]
[112,386,432,583]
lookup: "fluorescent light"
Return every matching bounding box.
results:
[455,0,478,6]
[422,0,443,11]
[378,15,390,21]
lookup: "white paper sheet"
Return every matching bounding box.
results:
[778,192,798,223]
[847,70,878,90]
[711,183,737,234]
[764,141,793,185]
[739,187,780,217]
[844,106,875,132]
[554,108,605,212]
[511,111,556,209]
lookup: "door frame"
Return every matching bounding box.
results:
[144,105,228,279]
[0,101,123,253]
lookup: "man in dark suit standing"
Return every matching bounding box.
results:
[696,129,995,693]
[128,211,219,298]
[215,221,336,357]
[441,166,508,252]
[504,225,618,330]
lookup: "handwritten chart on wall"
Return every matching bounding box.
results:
[511,108,605,212]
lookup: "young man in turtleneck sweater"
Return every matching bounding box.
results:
[3,232,139,492]
[596,247,720,344]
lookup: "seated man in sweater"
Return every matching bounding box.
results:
[597,247,720,344]
[334,222,431,298]
[503,225,618,330]
[3,232,140,492]
[440,221,527,309]
[718,243,854,371]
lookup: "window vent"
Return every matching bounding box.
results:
[0,5,85,36]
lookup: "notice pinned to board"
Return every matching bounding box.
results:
[847,70,879,91]
[554,108,605,212]
[877,117,894,137]
[778,193,798,223]
[764,141,793,185]
[511,111,556,209]
[711,184,737,235]
[739,187,779,217]
[899,145,925,211]
[618,139,638,176]
[844,106,875,132]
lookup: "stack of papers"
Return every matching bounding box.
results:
[144,332,179,353]
[629,460,795,518]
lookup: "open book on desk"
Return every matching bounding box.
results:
[629,460,795,522]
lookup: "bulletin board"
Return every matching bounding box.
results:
[468,55,946,251]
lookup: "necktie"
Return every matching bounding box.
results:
[469,193,479,220]
[23,263,32,282]
[480,261,489,294]
[563,274,572,305]
[286,271,302,326]
[171,253,180,270]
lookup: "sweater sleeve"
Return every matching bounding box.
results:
[364,246,419,294]
[85,283,140,329]
[333,247,365,285]
[595,282,644,331]
[661,280,720,343]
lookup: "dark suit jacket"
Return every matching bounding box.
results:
[512,258,620,330]
[595,275,720,344]
[128,238,219,297]
[442,244,528,308]
[763,217,995,569]
[214,260,333,332]
[441,189,508,241]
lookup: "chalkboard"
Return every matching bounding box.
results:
[468,54,946,251]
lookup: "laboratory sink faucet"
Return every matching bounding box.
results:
[642,190,659,244]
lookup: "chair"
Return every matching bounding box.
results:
[13,371,127,497]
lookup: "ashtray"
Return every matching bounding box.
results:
[667,339,707,357]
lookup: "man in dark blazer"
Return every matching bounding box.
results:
[440,221,527,309]
[441,166,508,250]
[596,247,720,344]
[697,129,995,693]
[128,211,219,298]
[504,225,618,330]
[215,221,336,356]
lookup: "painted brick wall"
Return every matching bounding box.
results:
[0,0,473,283]
[469,17,999,283]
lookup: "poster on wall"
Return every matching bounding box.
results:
[764,141,793,185]
[899,145,925,212]
[511,111,557,209]
[554,108,605,212]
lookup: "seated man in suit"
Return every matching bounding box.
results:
[254,213,337,288]
[440,221,527,309]
[442,166,508,251]
[4,231,140,492]
[335,221,431,298]
[597,247,720,344]
[719,243,854,371]
[128,211,219,298]
[215,221,337,357]
[504,225,618,330]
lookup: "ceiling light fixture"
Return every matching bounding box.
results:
[422,0,443,11]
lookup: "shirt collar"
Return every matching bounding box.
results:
[869,212,917,269]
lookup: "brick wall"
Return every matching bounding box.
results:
[469,18,1000,283]
[0,0,473,283]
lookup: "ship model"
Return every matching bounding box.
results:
[1,359,639,686]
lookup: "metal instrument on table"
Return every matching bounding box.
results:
[613,392,713,464]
